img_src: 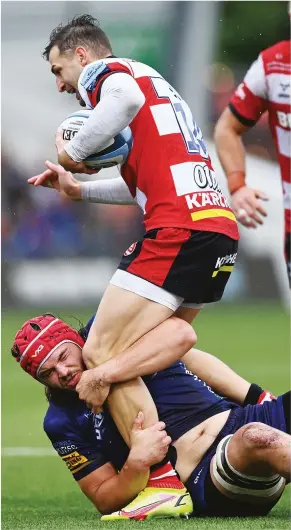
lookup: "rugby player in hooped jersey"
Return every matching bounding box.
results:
[29,15,240,510]
[214,32,291,284]
[12,313,290,520]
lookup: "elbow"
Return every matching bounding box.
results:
[172,317,197,352]
[214,108,243,146]
[126,91,145,120]
[214,115,228,145]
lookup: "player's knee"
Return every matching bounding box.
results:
[172,317,197,349]
[241,422,281,451]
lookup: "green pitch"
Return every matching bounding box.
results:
[2,305,291,529]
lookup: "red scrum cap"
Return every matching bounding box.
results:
[11,314,85,380]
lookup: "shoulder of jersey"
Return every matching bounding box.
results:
[78,60,112,92]
[78,58,133,92]
[43,400,86,437]
[261,40,290,63]
[77,59,134,108]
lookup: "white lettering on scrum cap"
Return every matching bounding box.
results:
[31,344,44,358]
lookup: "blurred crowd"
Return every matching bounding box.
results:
[2,153,143,261]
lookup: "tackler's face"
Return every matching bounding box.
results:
[38,342,85,390]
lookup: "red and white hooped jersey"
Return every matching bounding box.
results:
[229,41,291,233]
[78,58,239,240]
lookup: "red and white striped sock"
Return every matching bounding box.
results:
[147,462,185,489]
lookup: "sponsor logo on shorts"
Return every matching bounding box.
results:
[212,253,237,278]
[124,242,137,256]
[215,253,237,269]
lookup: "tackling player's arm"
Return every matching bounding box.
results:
[76,317,196,411]
[214,53,269,228]
[79,314,272,409]
[59,65,145,171]
[182,348,275,405]
[77,461,148,514]
[45,410,170,514]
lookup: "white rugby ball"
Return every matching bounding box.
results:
[59,110,133,169]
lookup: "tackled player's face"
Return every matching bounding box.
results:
[38,342,85,390]
[49,45,84,100]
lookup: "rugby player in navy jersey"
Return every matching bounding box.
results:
[12,313,290,520]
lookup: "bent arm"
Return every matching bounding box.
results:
[214,54,267,195]
[78,460,148,515]
[92,317,196,383]
[182,348,250,405]
[65,73,145,162]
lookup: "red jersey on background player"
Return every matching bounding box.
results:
[215,38,291,285]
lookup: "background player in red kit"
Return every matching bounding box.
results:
[30,15,239,507]
[215,37,291,285]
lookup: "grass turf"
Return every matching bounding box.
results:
[2,305,291,529]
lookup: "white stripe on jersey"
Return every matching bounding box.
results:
[150,104,181,136]
[244,55,267,99]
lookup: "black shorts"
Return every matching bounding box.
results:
[117,228,238,305]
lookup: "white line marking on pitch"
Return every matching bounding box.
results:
[2,447,56,456]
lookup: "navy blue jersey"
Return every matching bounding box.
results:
[44,315,237,480]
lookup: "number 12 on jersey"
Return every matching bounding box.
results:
[151,77,209,159]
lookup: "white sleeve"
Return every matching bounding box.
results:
[244,54,267,99]
[80,176,136,205]
[64,73,145,162]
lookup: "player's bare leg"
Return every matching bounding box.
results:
[174,306,201,325]
[211,422,290,505]
[107,380,159,446]
[84,285,175,365]
[82,284,197,432]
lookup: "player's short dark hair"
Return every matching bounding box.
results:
[43,14,112,61]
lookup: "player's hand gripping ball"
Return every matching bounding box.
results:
[59,110,133,170]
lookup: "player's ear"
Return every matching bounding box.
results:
[75,46,87,66]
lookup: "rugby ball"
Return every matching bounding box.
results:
[59,110,133,169]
